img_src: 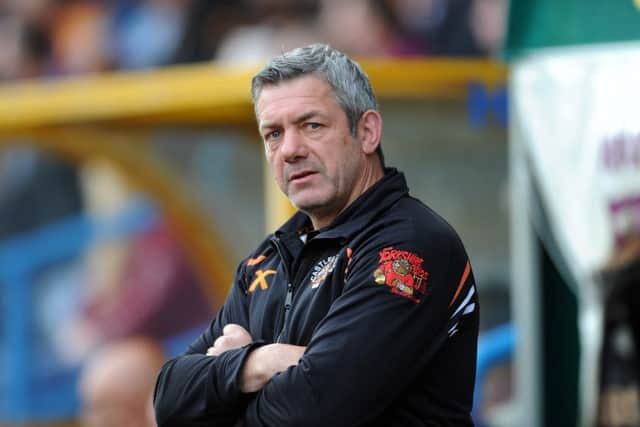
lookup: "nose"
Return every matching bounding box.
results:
[280,129,308,162]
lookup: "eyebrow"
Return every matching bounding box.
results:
[259,110,326,131]
[294,111,324,124]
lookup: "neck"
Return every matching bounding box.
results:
[310,160,384,230]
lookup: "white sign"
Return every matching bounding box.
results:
[513,42,640,282]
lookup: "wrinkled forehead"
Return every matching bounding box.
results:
[255,75,339,117]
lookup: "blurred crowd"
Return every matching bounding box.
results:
[0,0,507,80]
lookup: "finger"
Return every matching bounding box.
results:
[214,336,230,349]
[223,324,247,337]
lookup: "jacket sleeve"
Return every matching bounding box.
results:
[153,262,256,427]
[243,225,478,427]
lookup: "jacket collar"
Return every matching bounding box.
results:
[275,168,409,242]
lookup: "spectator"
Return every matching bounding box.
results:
[469,0,507,57]
[215,0,321,64]
[316,0,392,57]
[597,234,640,426]
[78,336,166,427]
[49,1,112,75]
[172,0,254,64]
[380,0,483,56]
[110,0,189,70]
[0,148,83,239]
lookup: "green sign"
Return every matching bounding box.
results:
[506,0,640,59]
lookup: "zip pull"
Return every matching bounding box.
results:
[284,283,293,310]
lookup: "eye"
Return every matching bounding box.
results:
[265,129,281,140]
[306,122,322,131]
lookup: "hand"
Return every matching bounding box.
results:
[206,324,252,357]
[240,343,306,393]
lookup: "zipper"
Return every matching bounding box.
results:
[270,234,328,343]
[270,236,294,343]
[276,282,294,343]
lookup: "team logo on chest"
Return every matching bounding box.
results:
[310,255,338,289]
[373,247,429,303]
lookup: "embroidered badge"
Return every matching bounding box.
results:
[310,255,338,289]
[373,247,429,303]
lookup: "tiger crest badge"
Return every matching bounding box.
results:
[373,247,429,303]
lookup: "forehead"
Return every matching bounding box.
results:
[256,75,338,119]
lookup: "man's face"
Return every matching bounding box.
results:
[256,75,365,228]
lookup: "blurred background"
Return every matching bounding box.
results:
[0,0,638,426]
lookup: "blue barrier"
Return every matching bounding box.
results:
[473,323,515,425]
[0,200,156,422]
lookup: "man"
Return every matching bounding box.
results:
[79,336,166,427]
[154,43,479,426]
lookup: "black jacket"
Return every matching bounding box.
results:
[154,169,479,426]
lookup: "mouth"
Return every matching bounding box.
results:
[288,170,317,183]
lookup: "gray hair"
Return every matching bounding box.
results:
[251,43,379,138]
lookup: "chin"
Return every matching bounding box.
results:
[293,200,323,213]
[292,198,330,214]
[290,191,328,210]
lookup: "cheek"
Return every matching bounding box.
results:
[338,145,363,183]
[267,153,285,184]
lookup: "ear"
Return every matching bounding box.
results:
[357,109,383,155]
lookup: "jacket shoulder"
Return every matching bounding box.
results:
[373,195,466,251]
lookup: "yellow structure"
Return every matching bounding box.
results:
[0,58,507,306]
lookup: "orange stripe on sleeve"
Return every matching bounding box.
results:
[449,260,471,308]
[247,255,266,266]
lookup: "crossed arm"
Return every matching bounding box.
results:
[205,324,306,393]
[154,235,475,426]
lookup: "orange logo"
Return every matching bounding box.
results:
[248,269,276,292]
